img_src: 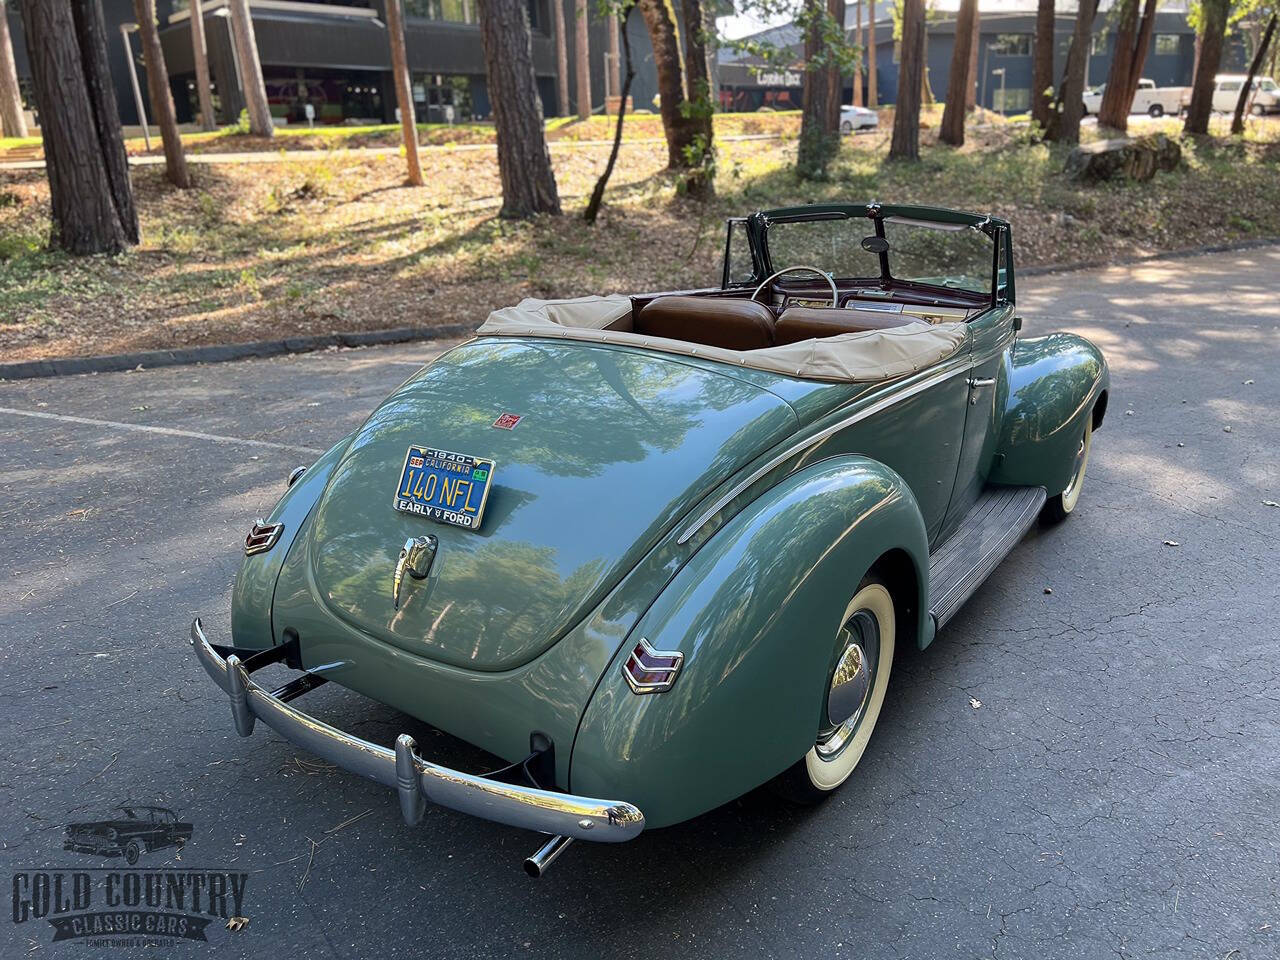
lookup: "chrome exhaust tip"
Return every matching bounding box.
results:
[524,835,573,878]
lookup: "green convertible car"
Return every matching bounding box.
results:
[193,202,1108,876]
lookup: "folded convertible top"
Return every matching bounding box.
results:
[476,295,968,383]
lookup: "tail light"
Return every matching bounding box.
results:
[622,638,683,694]
[244,519,284,556]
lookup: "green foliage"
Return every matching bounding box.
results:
[226,109,252,136]
[725,0,860,75]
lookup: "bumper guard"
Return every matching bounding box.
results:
[190,619,644,846]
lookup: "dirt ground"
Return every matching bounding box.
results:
[2,112,1277,363]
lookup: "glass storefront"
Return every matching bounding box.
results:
[262,68,386,125]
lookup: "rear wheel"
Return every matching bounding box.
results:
[773,577,895,803]
[1041,421,1093,524]
[840,120,853,134]
[1148,103,1164,117]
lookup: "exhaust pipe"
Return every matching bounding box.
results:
[524,835,574,877]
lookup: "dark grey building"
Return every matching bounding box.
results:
[720,0,1247,115]
[4,0,661,129]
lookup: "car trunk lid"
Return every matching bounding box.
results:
[305,339,797,671]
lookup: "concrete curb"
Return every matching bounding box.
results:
[0,324,474,381]
[3,237,1275,382]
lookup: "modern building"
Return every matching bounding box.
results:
[720,0,1247,115]
[4,0,662,129]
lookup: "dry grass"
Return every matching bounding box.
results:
[1,111,1277,364]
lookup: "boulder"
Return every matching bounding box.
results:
[1064,134,1182,183]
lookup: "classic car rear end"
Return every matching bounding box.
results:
[194,202,1107,875]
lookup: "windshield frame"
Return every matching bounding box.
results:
[723,203,1013,307]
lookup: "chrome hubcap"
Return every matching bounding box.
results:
[817,610,880,759]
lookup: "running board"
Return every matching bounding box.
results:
[928,485,1046,630]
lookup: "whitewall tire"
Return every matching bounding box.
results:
[775,578,896,802]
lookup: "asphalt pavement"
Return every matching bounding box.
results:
[1,246,1278,959]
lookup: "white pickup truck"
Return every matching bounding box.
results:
[1083,79,1189,118]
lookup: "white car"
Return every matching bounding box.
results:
[1082,78,1188,118]
[840,105,878,133]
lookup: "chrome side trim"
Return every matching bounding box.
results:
[676,362,972,545]
[190,619,645,843]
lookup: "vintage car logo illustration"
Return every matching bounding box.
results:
[63,805,193,866]
[492,412,523,429]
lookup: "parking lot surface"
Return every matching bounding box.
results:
[2,246,1278,959]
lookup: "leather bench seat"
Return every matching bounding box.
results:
[774,306,929,346]
[634,296,776,351]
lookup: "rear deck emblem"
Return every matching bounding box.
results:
[492,413,523,430]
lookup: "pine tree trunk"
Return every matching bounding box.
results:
[133,0,190,188]
[553,0,569,115]
[939,0,975,145]
[70,0,139,243]
[797,0,836,178]
[385,0,423,184]
[866,0,877,108]
[889,0,924,160]
[1232,14,1276,134]
[1031,0,1053,126]
[476,0,561,217]
[0,1,27,137]
[18,0,133,254]
[921,28,933,106]
[636,0,697,169]
[1183,0,1229,134]
[966,5,979,110]
[853,0,863,107]
[188,0,215,130]
[226,0,272,136]
[1098,0,1157,132]
[1048,0,1097,143]
[825,0,845,128]
[574,0,590,119]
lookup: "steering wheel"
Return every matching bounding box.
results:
[751,265,839,307]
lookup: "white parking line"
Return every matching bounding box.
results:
[0,406,324,455]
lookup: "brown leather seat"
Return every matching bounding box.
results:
[773,306,928,345]
[634,296,776,351]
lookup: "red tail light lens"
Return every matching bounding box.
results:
[622,639,684,694]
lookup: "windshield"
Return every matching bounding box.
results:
[1257,78,1278,92]
[763,214,996,296]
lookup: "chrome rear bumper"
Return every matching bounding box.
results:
[190,619,644,844]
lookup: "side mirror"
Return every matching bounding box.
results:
[1012,315,1023,332]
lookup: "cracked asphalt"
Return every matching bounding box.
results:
[1,246,1277,960]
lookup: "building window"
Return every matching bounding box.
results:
[993,87,1030,112]
[412,73,473,122]
[989,34,1031,57]
[404,0,477,23]
[1154,34,1180,56]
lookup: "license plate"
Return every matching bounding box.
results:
[393,446,495,530]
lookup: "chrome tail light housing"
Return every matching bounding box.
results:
[244,519,284,556]
[622,638,683,694]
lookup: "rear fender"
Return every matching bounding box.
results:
[231,436,352,649]
[569,456,929,828]
[989,333,1109,494]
